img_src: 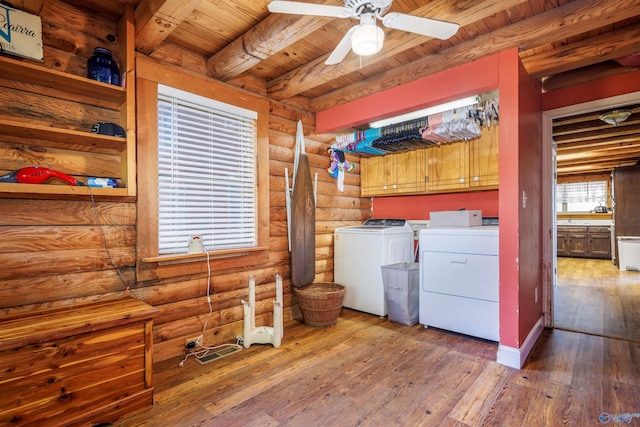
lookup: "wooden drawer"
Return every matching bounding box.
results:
[557,226,587,233]
[0,296,157,426]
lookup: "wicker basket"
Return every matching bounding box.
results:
[294,282,345,328]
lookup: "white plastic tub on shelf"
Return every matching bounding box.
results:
[617,236,640,272]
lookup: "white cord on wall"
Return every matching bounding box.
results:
[178,250,242,367]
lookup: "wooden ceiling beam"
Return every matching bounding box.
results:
[206,0,343,81]
[555,135,640,151]
[522,24,640,79]
[558,147,640,163]
[306,0,640,111]
[553,120,640,137]
[557,161,637,175]
[541,62,639,93]
[553,107,640,128]
[554,126,640,144]
[135,0,204,55]
[557,137,640,156]
[266,0,527,101]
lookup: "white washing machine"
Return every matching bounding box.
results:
[334,219,414,316]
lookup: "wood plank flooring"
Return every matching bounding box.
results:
[115,308,640,426]
[555,257,640,341]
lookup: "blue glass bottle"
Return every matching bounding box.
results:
[110,58,121,87]
[111,59,122,86]
[87,47,114,84]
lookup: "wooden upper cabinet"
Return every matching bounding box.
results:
[470,125,499,189]
[360,124,499,197]
[361,155,392,197]
[394,149,427,194]
[0,5,136,201]
[427,141,470,192]
[361,149,427,197]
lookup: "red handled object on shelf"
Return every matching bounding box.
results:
[0,166,84,186]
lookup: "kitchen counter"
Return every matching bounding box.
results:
[557,219,612,226]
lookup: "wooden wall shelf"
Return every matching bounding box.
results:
[0,5,136,200]
[0,119,126,155]
[0,55,126,106]
[0,182,132,200]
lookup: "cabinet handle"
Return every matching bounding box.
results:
[450,258,468,265]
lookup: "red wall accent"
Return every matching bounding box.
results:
[316,55,500,133]
[372,191,498,219]
[542,69,640,111]
[516,54,544,345]
[496,49,522,348]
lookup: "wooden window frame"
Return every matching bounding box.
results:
[135,58,269,264]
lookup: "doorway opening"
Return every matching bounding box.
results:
[542,91,640,343]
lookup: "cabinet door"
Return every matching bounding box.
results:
[470,125,499,188]
[588,227,612,259]
[393,149,427,194]
[427,142,469,192]
[567,227,588,257]
[556,231,568,256]
[361,155,393,196]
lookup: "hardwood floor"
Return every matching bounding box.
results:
[115,309,640,426]
[554,257,640,342]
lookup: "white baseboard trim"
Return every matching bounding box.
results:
[496,316,544,369]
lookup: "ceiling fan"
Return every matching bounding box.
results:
[267,0,460,65]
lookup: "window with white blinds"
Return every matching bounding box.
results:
[556,180,607,212]
[157,85,258,255]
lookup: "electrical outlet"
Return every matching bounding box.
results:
[185,337,200,348]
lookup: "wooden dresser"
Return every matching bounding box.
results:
[0,295,158,426]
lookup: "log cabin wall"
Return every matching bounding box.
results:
[0,2,136,310]
[0,1,371,364]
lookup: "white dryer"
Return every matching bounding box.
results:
[419,226,499,341]
[334,219,414,316]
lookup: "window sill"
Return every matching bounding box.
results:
[140,246,268,265]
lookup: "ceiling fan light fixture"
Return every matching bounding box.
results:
[599,109,632,126]
[351,23,384,56]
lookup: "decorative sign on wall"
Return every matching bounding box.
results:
[0,4,43,61]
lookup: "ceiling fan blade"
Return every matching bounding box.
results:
[325,26,358,65]
[382,12,459,40]
[268,1,352,18]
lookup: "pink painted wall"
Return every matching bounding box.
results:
[515,54,544,345]
[542,69,640,111]
[372,191,498,219]
[316,55,499,133]
[317,49,543,350]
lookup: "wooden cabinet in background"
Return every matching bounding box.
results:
[427,141,469,192]
[557,225,611,259]
[394,149,427,194]
[361,149,426,196]
[360,125,499,197]
[470,125,499,188]
[557,226,588,257]
[361,155,392,196]
[588,226,612,259]
[556,228,569,256]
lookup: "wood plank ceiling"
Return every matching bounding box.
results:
[61,0,640,177]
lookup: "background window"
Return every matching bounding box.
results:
[556,180,608,213]
[157,85,258,254]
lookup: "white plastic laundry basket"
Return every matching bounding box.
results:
[617,236,640,272]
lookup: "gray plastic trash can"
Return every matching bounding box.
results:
[381,262,419,326]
